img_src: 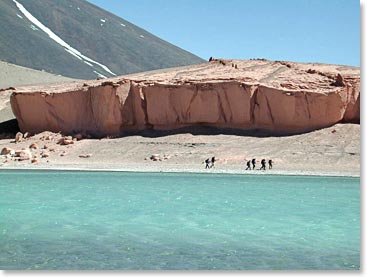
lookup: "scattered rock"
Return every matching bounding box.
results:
[41,152,49,158]
[31,158,38,164]
[43,145,48,149]
[15,132,23,143]
[102,81,119,88]
[163,154,171,160]
[79,154,92,158]
[57,137,75,145]
[64,139,74,145]
[29,143,38,150]
[45,135,53,141]
[331,74,346,87]
[23,132,30,139]
[1,147,14,156]
[150,154,160,161]
[15,149,32,161]
[73,133,83,140]
[331,129,337,134]
[306,69,317,74]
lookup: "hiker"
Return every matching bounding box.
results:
[260,159,266,170]
[246,160,251,170]
[210,157,216,168]
[251,158,256,170]
[268,159,273,169]
[204,158,211,169]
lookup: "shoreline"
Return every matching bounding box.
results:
[0,164,360,178]
[0,124,360,179]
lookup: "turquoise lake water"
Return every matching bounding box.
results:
[0,170,360,270]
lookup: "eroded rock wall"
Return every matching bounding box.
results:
[10,78,360,136]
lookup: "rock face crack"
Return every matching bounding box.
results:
[140,88,150,128]
[45,96,65,128]
[217,90,227,123]
[304,93,312,120]
[264,94,275,124]
[250,87,259,124]
[186,86,198,122]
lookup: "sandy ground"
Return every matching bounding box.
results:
[0,123,360,177]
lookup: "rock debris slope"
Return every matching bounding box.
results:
[9,59,360,136]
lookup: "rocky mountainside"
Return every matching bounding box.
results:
[0,0,204,79]
[8,59,360,137]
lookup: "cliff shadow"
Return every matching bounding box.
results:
[0,118,20,139]
[119,125,313,138]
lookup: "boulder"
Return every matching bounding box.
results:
[331,74,346,87]
[73,133,83,140]
[29,143,38,150]
[57,137,75,145]
[15,149,32,161]
[15,132,23,143]
[41,152,49,158]
[79,154,92,158]
[1,147,14,156]
[150,154,160,161]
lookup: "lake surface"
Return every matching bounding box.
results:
[0,170,360,270]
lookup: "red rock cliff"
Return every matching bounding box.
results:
[9,59,360,136]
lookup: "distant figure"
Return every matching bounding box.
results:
[205,158,211,169]
[210,157,216,168]
[260,159,266,170]
[251,158,256,170]
[246,160,251,170]
[268,159,273,169]
[209,56,213,62]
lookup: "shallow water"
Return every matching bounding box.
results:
[0,170,360,270]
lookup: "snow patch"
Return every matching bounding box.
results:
[65,49,82,61]
[93,71,107,79]
[30,25,38,31]
[16,14,23,19]
[12,0,116,76]
[100,23,104,27]
[120,23,126,27]
[84,61,94,67]
[77,7,80,10]
[100,19,106,23]
[140,35,145,38]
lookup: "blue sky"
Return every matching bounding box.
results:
[87,0,360,66]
